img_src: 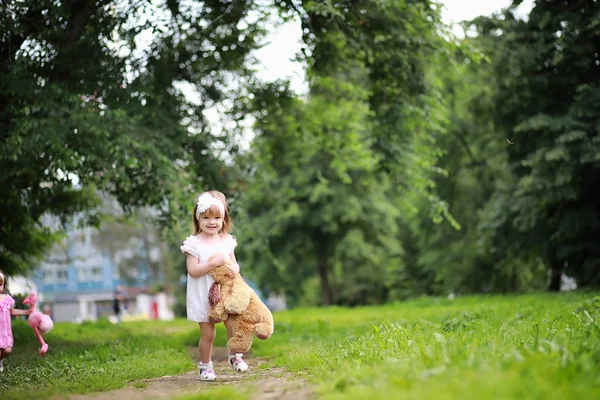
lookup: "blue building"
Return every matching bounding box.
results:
[32,222,160,323]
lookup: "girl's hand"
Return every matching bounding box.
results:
[227,261,239,276]
[209,253,229,268]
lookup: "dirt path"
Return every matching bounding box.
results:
[52,347,313,400]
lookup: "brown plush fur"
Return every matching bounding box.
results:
[207,264,274,354]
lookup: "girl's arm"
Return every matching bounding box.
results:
[10,307,31,317]
[186,254,221,278]
[229,251,240,274]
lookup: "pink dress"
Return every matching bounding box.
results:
[0,295,14,348]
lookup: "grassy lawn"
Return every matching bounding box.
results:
[0,318,205,399]
[1,292,599,399]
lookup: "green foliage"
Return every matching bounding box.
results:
[0,0,265,276]
[474,0,600,289]
[236,77,401,306]
[391,0,600,297]
[298,0,456,221]
[234,0,456,306]
[394,36,514,296]
[4,0,599,306]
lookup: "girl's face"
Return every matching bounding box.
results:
[0,274,5,294]
[199,212,223,235]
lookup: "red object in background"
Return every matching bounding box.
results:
[150,301,158,320]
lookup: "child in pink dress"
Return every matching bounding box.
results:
[0,270,32,372]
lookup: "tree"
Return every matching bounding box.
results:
[0,0,265,275]
[234,0,452,306]
[475,0,600,290]
[89,201,167,286]
[235,78,402,306]
[285,0,454,220]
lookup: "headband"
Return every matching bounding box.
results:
[195,193,225,219]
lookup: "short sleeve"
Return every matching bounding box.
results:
[0,295,14,311]
[225,235,238,253]
[180,235,200,259]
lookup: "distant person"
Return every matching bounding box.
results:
[113,287,123,324]
[0,270,31,373]
[42,304,52,316]
[180,190,248,381]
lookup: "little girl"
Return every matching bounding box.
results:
[180,190,249,381]
[0,270,32,373]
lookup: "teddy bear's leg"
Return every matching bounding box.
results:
[223,280,252,314]
[254,304,274,340]
[226,320,255,354]
[254,322,273,340]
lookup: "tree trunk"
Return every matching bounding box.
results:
[315,231,334,306]
[548,260,563,292]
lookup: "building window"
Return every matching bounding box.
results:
[77,268,88,281]
[91,267,102,281]
[42,270,54,284]
[56,270,68,282]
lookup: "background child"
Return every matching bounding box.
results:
[113,286,124,324]
[180,190,249,381]
[0,270,32,373]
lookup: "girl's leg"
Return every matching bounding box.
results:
[223,318,249,372]
[0,347,12,360]
[198,323,215,364]
[197,323,217,381]
[224,317,234,342]
[0,347,11,372]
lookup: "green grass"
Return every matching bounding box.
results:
[1,292,599,399]
[0,318,205,399]
[175,386,254,400]
[254,292,600,399]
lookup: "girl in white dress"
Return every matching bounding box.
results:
[180,190,249,381]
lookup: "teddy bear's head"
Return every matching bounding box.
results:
[209,264,235,283]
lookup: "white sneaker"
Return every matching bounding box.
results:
[229,354,249,372]
[198,362,216,381]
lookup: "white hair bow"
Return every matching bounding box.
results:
[196,193,224,219]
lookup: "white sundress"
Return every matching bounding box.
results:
[180,234,238,323]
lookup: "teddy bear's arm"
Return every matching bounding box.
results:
[223,279,252,314]
[209,301,228,322]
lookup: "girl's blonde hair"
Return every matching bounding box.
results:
[192,190,233,235]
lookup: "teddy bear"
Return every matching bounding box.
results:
[207,263,274,354]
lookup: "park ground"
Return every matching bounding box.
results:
[0,292,599,399]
